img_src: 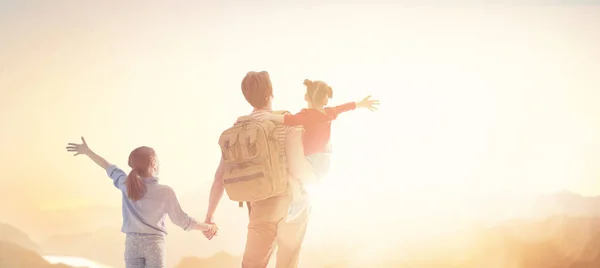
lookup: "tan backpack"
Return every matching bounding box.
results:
[218,112,288,206]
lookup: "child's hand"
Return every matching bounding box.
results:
[206,224,219,240]
[66,137,92,156]
[199,222,219,240]
[255,112,280,122]
[356,95,380,111]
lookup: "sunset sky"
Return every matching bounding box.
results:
[1,1,599,251]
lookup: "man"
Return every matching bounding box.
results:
[203,71,315,268]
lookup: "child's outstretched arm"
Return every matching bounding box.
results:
[257,110,310,126]
[66,137,111,170]
[261,113,286,124]
[66,137,128,190]
[353,95,380,111]
[323,95,379,120]
[326,102,357,119]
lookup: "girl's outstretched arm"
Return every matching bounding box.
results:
[66,137,127,190]
[66,137,111,170]
[325,102,356,119]
[256,110,310,126]
[353,95,380,111]
[324,95,380,119]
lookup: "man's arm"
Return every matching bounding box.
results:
[205,159,226,223]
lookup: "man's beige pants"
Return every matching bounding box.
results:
[242,194,310,268]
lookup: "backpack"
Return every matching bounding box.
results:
[218,111,289,206]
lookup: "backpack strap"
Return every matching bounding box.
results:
[234,115,256,210]
[239,201,251,210]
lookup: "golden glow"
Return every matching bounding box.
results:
[1,3,600,263]
[44,256,112,268]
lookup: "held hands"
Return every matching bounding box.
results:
[356,95,380,111]
[199,222,219,240]
[66,137,92,156]
[202,217,218,240]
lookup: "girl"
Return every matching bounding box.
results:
[257,79,379,220]
[258,79,379,182]
[66,137,217,268]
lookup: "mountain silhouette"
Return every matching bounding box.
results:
[165,216,600,268]
[36,203,249,267]
[0,222,40,253]
[532,191,600,218]
[0,241,74,268]
[32,206,121,236]
[396,216,600,268]
[7,191,600,267]
[40,227,124,268]
[174,251,240,268]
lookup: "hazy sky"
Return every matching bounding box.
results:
[1,1,599,221]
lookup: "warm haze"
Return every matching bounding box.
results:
[1,1,600,267]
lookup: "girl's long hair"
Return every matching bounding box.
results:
[126,146,156,201]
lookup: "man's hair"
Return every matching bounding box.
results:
[304,79,333,104]
[241,71,273,109]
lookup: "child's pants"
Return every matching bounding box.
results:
[287,152,329,222]
[124,233,166,268]
[306,152,330,182]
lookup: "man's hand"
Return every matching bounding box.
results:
[202,217,217,240]
[356,95,380,111]
[202,223,219,240]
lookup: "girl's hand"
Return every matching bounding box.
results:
[66,137,92,156]
[202,223,218,240]
[356,95,380,111]
[255,112,278,121]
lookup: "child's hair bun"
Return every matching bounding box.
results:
[303,79,312,87]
